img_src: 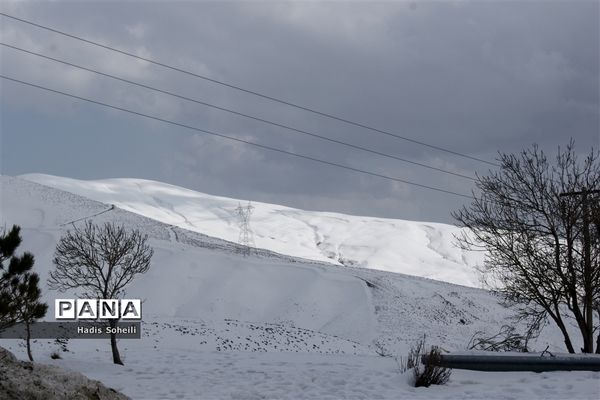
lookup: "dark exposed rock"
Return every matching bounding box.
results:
[0,347,129,400]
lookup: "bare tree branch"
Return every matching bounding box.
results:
[453,141,600,353]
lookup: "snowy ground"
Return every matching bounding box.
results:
[1,175,599,399]
[3,340,598,400]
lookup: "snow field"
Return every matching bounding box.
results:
[1,175,599,399]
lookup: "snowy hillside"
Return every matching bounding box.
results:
[1,175,597,399]
[0,174,504,351]
[20,173,484,287]
[0,176,375,343]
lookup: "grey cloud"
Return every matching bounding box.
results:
[1,0,597,223]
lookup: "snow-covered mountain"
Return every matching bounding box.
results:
[1,175,376,343]
[20,173,484,287]
[1,174,595,400]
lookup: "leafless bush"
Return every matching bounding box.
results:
[469,313,545,353]
[373,340,392,357]
[400,336,452,387]
[468,325,532,352]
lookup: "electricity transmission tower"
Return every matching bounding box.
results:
[235,201,255,256]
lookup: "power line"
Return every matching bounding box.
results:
[0,42,477,181]
[0,12,500,168]
[0,74,476,200]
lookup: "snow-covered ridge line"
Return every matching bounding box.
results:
[20,173,484,287]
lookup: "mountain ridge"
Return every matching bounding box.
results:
[19,173,484,287]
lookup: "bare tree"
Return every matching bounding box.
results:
[453,142,600,353]
[49,221,153,365]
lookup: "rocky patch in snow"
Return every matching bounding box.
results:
[0,347,129,400]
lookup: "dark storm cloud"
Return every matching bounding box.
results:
[1,1,598,223]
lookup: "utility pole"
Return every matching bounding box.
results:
[235,201,255,256]
[560,188,600,353]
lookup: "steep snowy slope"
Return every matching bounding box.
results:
[1,175,595,400]
[0,175,375,343]
[21,173,484,287]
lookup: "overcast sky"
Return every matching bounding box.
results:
[1,0,598,223]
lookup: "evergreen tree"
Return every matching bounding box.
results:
[0,225,33,330]
[12,272,48,361]
[0,225,48,361]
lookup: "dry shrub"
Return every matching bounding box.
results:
[400,336,451,387]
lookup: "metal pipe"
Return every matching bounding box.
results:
[423,354,600,372]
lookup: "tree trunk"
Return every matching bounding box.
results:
[569,296,592,353]
[109,320,123,365]
[582,318,594,353]
[550,311,575,354]
[581,190,595,353]
[596,309,600,354]
[550,304,576,354]
[26,322,33,362]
